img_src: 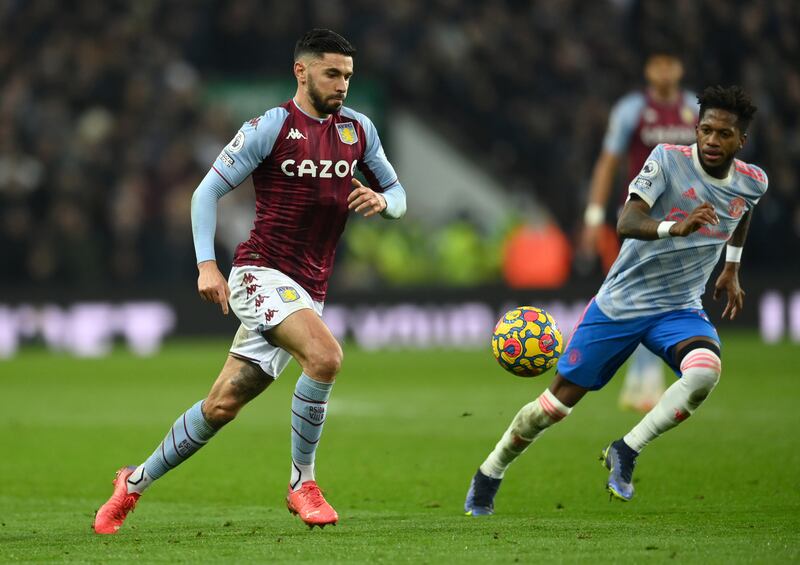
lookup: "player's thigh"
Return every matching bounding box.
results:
[556,300,645,391]
[267,308,342,375]
[641,308,720,375]
[227,266,328,378]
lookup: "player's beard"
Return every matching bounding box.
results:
[307,76,345,115]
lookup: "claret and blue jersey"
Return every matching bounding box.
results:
[603,90,698,186]
[197,99,406,302]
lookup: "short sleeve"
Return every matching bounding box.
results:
[627,144,668,207]
[211,107,288,188]
[341,108,400,192]
[602,93,646,156]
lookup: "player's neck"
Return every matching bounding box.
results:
[699,158,733,180]
[647,86,680,104]
[293,95,331,121]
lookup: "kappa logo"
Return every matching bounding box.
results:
[286,128,307,140]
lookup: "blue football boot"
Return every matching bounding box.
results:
[601,439,638,501]
[464,469,503,516]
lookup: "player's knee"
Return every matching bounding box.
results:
[679,347,721,401]
[201,398,240,428]
[304,345,343,382]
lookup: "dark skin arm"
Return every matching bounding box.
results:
[712,209,752,320]
[617,194,719,240]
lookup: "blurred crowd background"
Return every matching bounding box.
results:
[1,0,798,291]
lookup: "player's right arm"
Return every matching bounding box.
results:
[191,108,288,314]
[618,144,719,240]
[617,196,719,240]
[192,171,234,314]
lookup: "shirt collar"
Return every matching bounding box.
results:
[292,98,330,124]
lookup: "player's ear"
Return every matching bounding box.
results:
[294,60,306,83]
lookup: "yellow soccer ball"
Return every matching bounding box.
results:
[491,306,564,377]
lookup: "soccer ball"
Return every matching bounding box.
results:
[491,306,564,377]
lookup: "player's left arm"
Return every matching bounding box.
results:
[346,112,407,219]
[712,209,753,320]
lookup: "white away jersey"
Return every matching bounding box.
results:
[595,143,768,320]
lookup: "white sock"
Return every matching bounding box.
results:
[480,389,571,479]
[290,460,315,491]
[624,348,721,452]
[126,464,154,495]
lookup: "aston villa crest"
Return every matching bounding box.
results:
[277,286,300,303]
[336,122,358,145]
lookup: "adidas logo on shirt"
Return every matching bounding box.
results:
[286,128,307,140]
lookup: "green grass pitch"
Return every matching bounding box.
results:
[1,332,798,563]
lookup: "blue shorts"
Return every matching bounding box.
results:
[556,299,720,391]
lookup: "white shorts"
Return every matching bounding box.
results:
[228,266,323,378]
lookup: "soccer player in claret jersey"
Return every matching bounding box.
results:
[465,85,766,515]
[579,49,699,413]
[93,29,407,533]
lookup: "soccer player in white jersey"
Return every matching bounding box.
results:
[579,49,699,413]
[465,85,766,514]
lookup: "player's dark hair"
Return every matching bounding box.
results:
[698,85,758,132]
[644,44,682,62]
[294,29,356,60]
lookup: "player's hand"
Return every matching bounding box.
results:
[673,202,720,237]
[713,266,745,320]
[578,224,601,259]
[348,178,386,218]
[197,260,231,315]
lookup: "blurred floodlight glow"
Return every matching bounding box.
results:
[0,302,175,358]
[759,292,784,344]
[790,292,800,342]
